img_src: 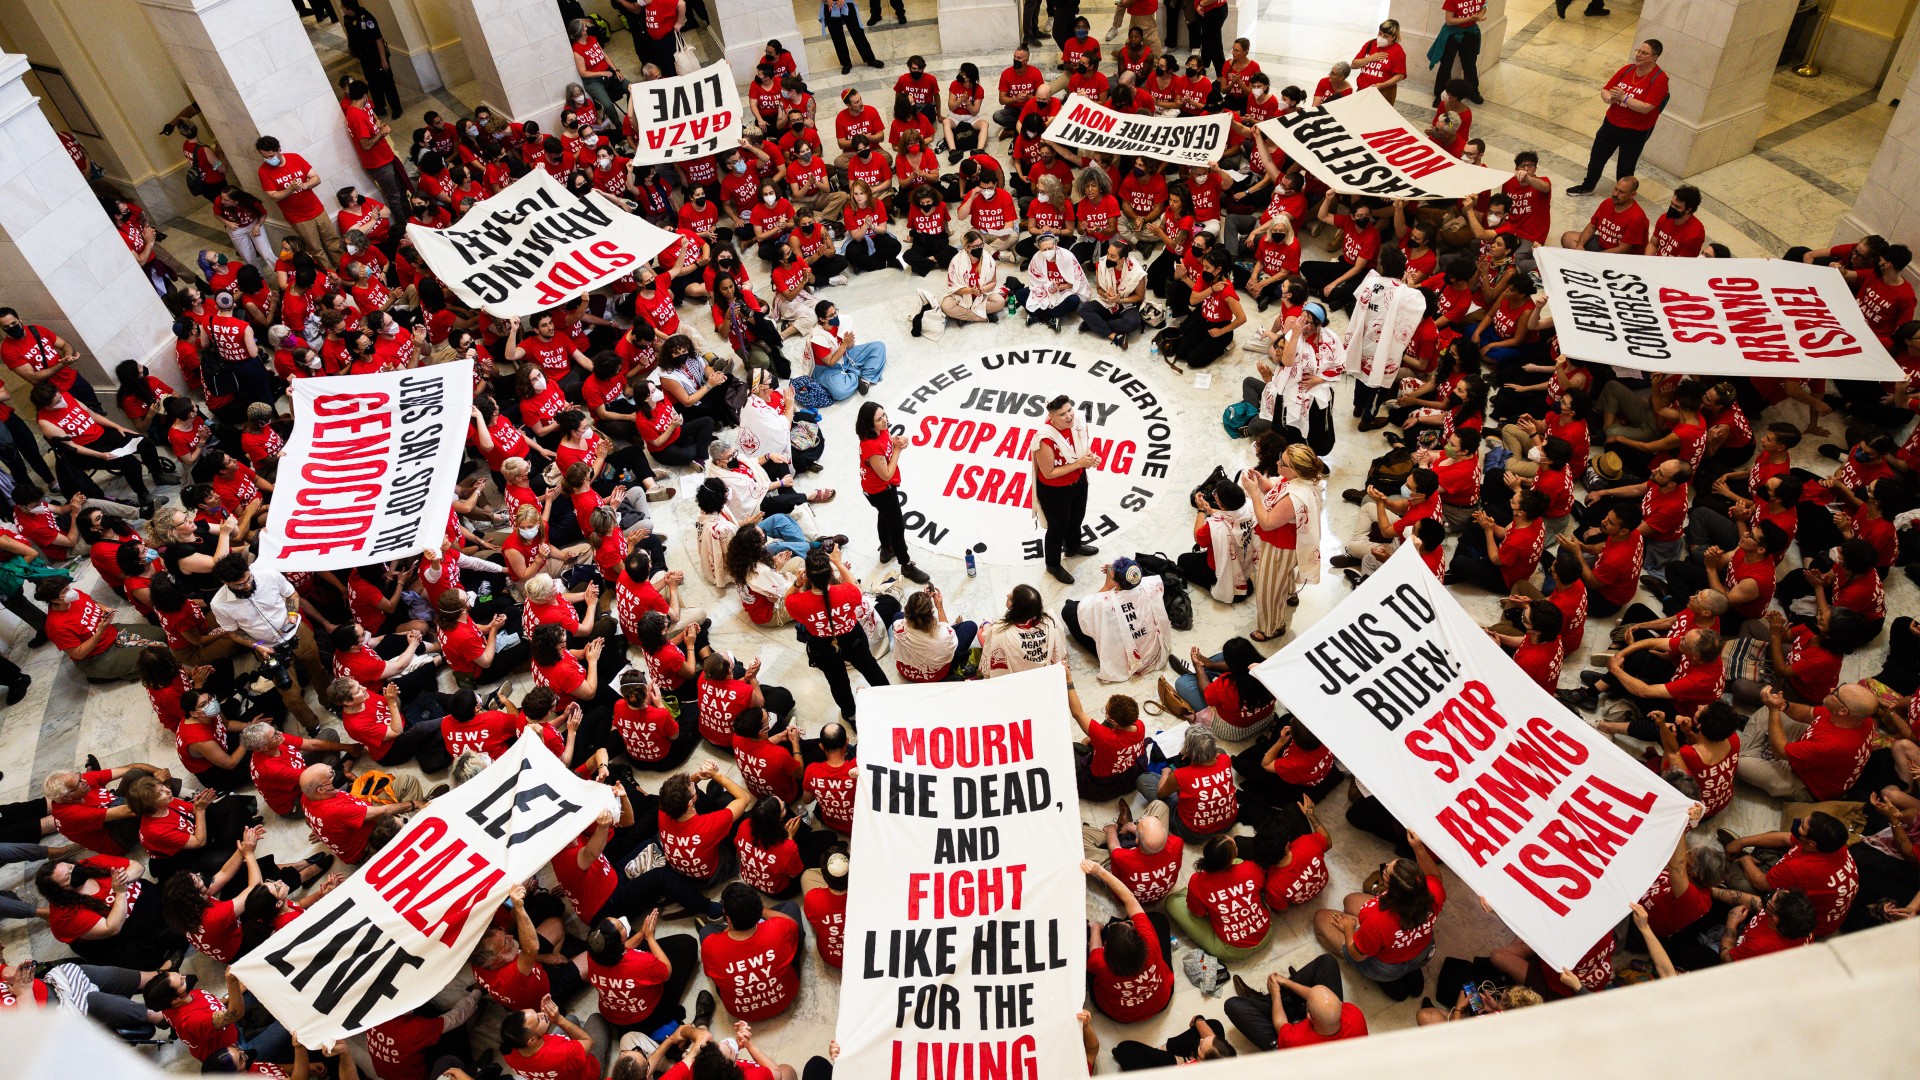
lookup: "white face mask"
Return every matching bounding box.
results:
[531,375,547,392]
[518,526,540,540]
[62,587,81,604]
[1377,33,1391,46]
[1036,193,1050,204]
[1487,213,1505,226]
[200,700,221,717]
[1527,446,1547,463]
[762,193,777,206]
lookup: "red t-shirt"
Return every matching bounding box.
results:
[804,759,859,833]
[1108,836,1183,905]
[368,1013,446,1080]
[1784,706,1870,801]
[1602,63,1669,130]
[138,796,197,856]
[1088,911,1172,1023]
[696,675,754,748]
[701,917,802,1021]
[258,153,324,222]
[47,591,117,659]
[612,699,679,764]
[1184,861,1270,948]
[734,735,802,801]
[50,770,122,854]
[803,886,848,968]
[551,831,618,922]
[857,433,897,495]
[506,1033,598,1080]
[1588,199,1650,249]
[1765,840,1858,938]
[250,736,309,816]
[1086,721,1146,779]
[586,948,673,1026]
[734,818,805,895]
[166,988,240,1061]
[785,583,864,639]
[304,790,373,862]
[1263,831,1332,911]
[1174,754,1238,834]
[474,955,550,1011]
[657,808,734,879]
[1651,212,1705,258]
[1590,531,1645,606]
[1352,875,1445,963]
[1725,909,1811,961]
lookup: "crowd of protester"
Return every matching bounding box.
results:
[2,1,1916,1076]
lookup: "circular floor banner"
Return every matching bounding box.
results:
[886,347,1178,565]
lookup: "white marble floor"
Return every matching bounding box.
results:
[3,0,1907,1073]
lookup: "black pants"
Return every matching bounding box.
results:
[1580,121,1655,189]
[905,233,956,276]
[1223,954,1344,1049]
[55,428,158,506]
[800,623,893,719]
[1434,30,1481,102]
[0,796,48,845]
[605,934,700,1034]
[1113,1018,1227,1071]
[634,30,677,78]
[354,55,404,117]
[1300,260,1363,314]
[648,415,717,468]
[1060,600,1097,655]
[370,714,452,773]
[1173,313,1234,368]
[824,14,879,67]
[0,413,54,486]
[868,0,904,21]
[867,486,911,565]
[1194,4,1228,75]
[1176,550,1217,591]
[845,231,902,272]
[1035,476,1088,568]
[1345,793,1413,857]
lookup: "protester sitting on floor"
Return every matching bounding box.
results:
[1313,831,1445,998]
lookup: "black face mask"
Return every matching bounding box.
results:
[1665,207,1685,220]
[2,325,21,340]
[182,974,201,993]
[1013,59,1026,69]
[670,351,693,364]
[230,581,255,598]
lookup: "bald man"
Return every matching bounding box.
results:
[1735,683,1876,801]
[1223,955,1367,1050]
[1085,801,1183,906]
[299,763,424,863]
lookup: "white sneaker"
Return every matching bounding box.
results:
[495,631,523,650]
[1104,25,1119,41]
[623,842,666,879]
[829,273,849,286]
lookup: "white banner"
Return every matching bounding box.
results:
[406,169,676,318]
[1533,248,1905,380]
[1042,93,1231,167]
[887,349,1178,564]
[628,59,744,166]
[1252,547,1692,970]
[232,733,616,1045]
[834,666,1088,1080]
[256,363,472,572]
[1257,87,1512,200]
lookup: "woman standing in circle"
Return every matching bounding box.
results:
[1033,394,1102,584]
[1242,442,1324,642]
[855,402,930,584]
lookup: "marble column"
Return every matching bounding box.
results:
[1391,0,1510,99]
[939,0,1021,55]
[356,0,449,95]
[137,0,377,230]
[1635,0,1798,177]
[438,0,576,123]
[1833,59,1920,246]
[716,0,810,83]
[0,54,179,388]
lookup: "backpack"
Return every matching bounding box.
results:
[1161,569,1193,631]
[1221,401,1258,438]
[349,770,401,806]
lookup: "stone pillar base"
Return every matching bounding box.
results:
[1635,0,1797,179]
[1643,99,1768,177]
[939,0,1021,55]
[717,0,810,85]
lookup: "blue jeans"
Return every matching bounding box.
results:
[815,341,887,401]
[1174,652,1223,712]
[236,996,293,1066]
[762,512,812,558]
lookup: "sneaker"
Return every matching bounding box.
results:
[1343,568,1366,589]
[1587,651,1615,668]
[1047,563,1074,584]
[646,485,677,502]
[1167,654,1192,677]
[7,674,34,706]
[1578,669,1605,689]
[1817,443,1845,461]
[858,379,873,396]
[1566,183,1596,195]
[1328,554,1362,570]
[879,544,895,563]
[1342,487,1366,505]
[624,843,667,879]
[692,989,717,1030]
[829,273,849,286]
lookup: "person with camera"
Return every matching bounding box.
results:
[208,553,328,731]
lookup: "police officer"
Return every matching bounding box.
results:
[341,1,403,119]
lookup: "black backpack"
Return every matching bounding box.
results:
[1136,551,1192,631]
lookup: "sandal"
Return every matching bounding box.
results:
[1250,629,1282,643]
[645,485,677,502]
[808,488,836,503]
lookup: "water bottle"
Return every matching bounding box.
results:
[1148,340,1160,362]
[477,580,492,598]
[965,549,977,577]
